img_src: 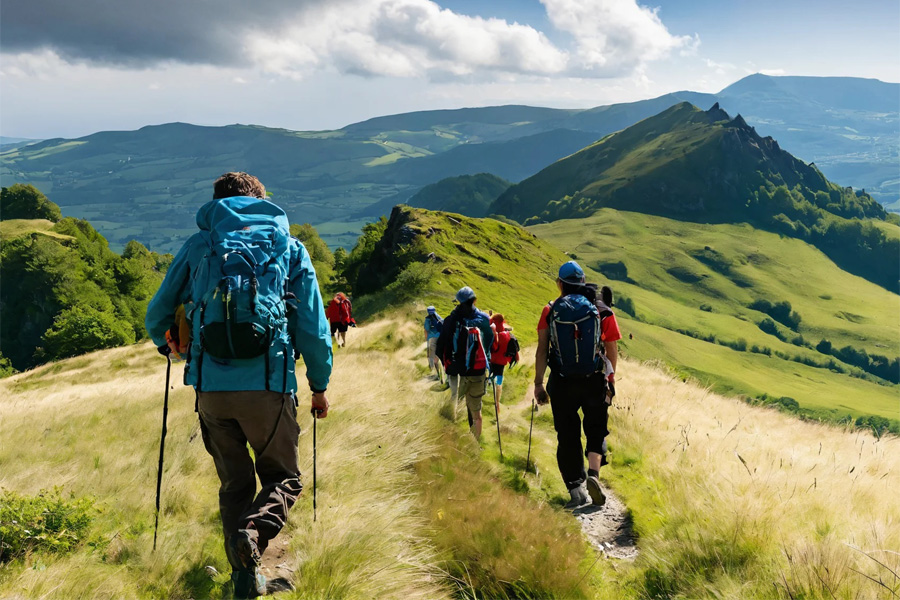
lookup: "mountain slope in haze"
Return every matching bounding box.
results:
[492,102,899,292]
[2,75,895,252]
[397,173,510,218]
[715,75,899,204]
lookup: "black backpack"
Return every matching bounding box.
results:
[505,334,520,365]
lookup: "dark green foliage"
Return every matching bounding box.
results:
[290,223,335,286]
[0,184,62,222]
[854,415,894,438]
[757,318,787,341]
[404,173,511,218]
[753,299,805,331]
[813,338,900,383]
[748,393,900,434]
[596,260,632,282]
[341,216,389,295]
[616,295,636,317]
[0,204,171,370]
[0,489,95,563]
[39,305,136,361]
[0,353,16,378]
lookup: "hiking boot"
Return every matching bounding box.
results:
[231,569,267,599]
[230,529,262,570]
[564,483,589,509]
[229,530,265,597]
[586,474,606,507]
[266,577,295,594]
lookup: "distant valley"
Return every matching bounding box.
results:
[1,74,897,252]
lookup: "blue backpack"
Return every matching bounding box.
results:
[190,204,291,370]
[451,313,489,373]
[547,294,602,377]
[426,313,443,335]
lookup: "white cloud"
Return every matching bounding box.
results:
[541,0,695,76]
[244,0,689,80]
[246,0,569,80]
[759,68,786,76]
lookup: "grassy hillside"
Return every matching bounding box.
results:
[343,206,897,428]
[532,209,899,426]
[341,206,568,344]
[2,316,897,599]
[492,102,899,293]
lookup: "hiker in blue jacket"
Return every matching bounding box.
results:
[146,172,332,598]
[423,306,443,379]
[435,287,493,440]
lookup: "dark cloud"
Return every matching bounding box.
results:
[0,0,324,66]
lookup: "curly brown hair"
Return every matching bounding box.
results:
[212,172,266,200]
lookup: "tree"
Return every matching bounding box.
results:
[41,305,135,361]
[290,223,334,283]
[1,184,62,222]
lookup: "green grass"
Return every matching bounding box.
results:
[0,219,74,241]
[531,208,899,422]
[351,207,569,347]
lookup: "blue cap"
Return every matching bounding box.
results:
[455,286,476,303]
[426,306,436,313]
[558,261,585,283]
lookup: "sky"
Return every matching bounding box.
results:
[1,0,898,139]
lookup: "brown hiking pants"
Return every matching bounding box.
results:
[198,390,302,567]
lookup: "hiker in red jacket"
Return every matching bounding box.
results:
[489,313,519,406]
[326,293,353,347]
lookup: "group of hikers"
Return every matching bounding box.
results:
[424,267,620,509]
[145,172,620,598]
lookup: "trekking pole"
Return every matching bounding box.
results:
[311,408,321,522]
[524,398,535,476]
[492,380,503,461]
[153,353,172,552]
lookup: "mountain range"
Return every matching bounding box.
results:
[1,74,896,252]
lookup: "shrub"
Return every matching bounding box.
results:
[41,305,136,360]
[616,295,636,317]
[596,261,631,282]
[0,488,95,563]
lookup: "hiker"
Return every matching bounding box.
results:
[326,292,353,347]
[436,286,493,440]
[488,313,520,406]
[145,172,332,598]
[533,261,621,509]
[424,306,444,378]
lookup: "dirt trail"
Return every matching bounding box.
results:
[572,490,638,560]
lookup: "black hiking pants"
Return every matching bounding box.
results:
[198,390,302,569]
[546,371,609,490]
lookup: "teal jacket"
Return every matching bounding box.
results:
[145,196,333,393]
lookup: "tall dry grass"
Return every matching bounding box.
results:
[0,323,452,599]
[2,314,896,599]
[608,359,900,599]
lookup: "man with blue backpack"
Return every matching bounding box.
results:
[424,306,444,381]
[533,261,621,509]
[436,286,493,440]
[146,172,332,598]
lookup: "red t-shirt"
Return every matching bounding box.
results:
[537,302,622,342]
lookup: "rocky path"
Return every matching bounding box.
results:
[572,489,638,560]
